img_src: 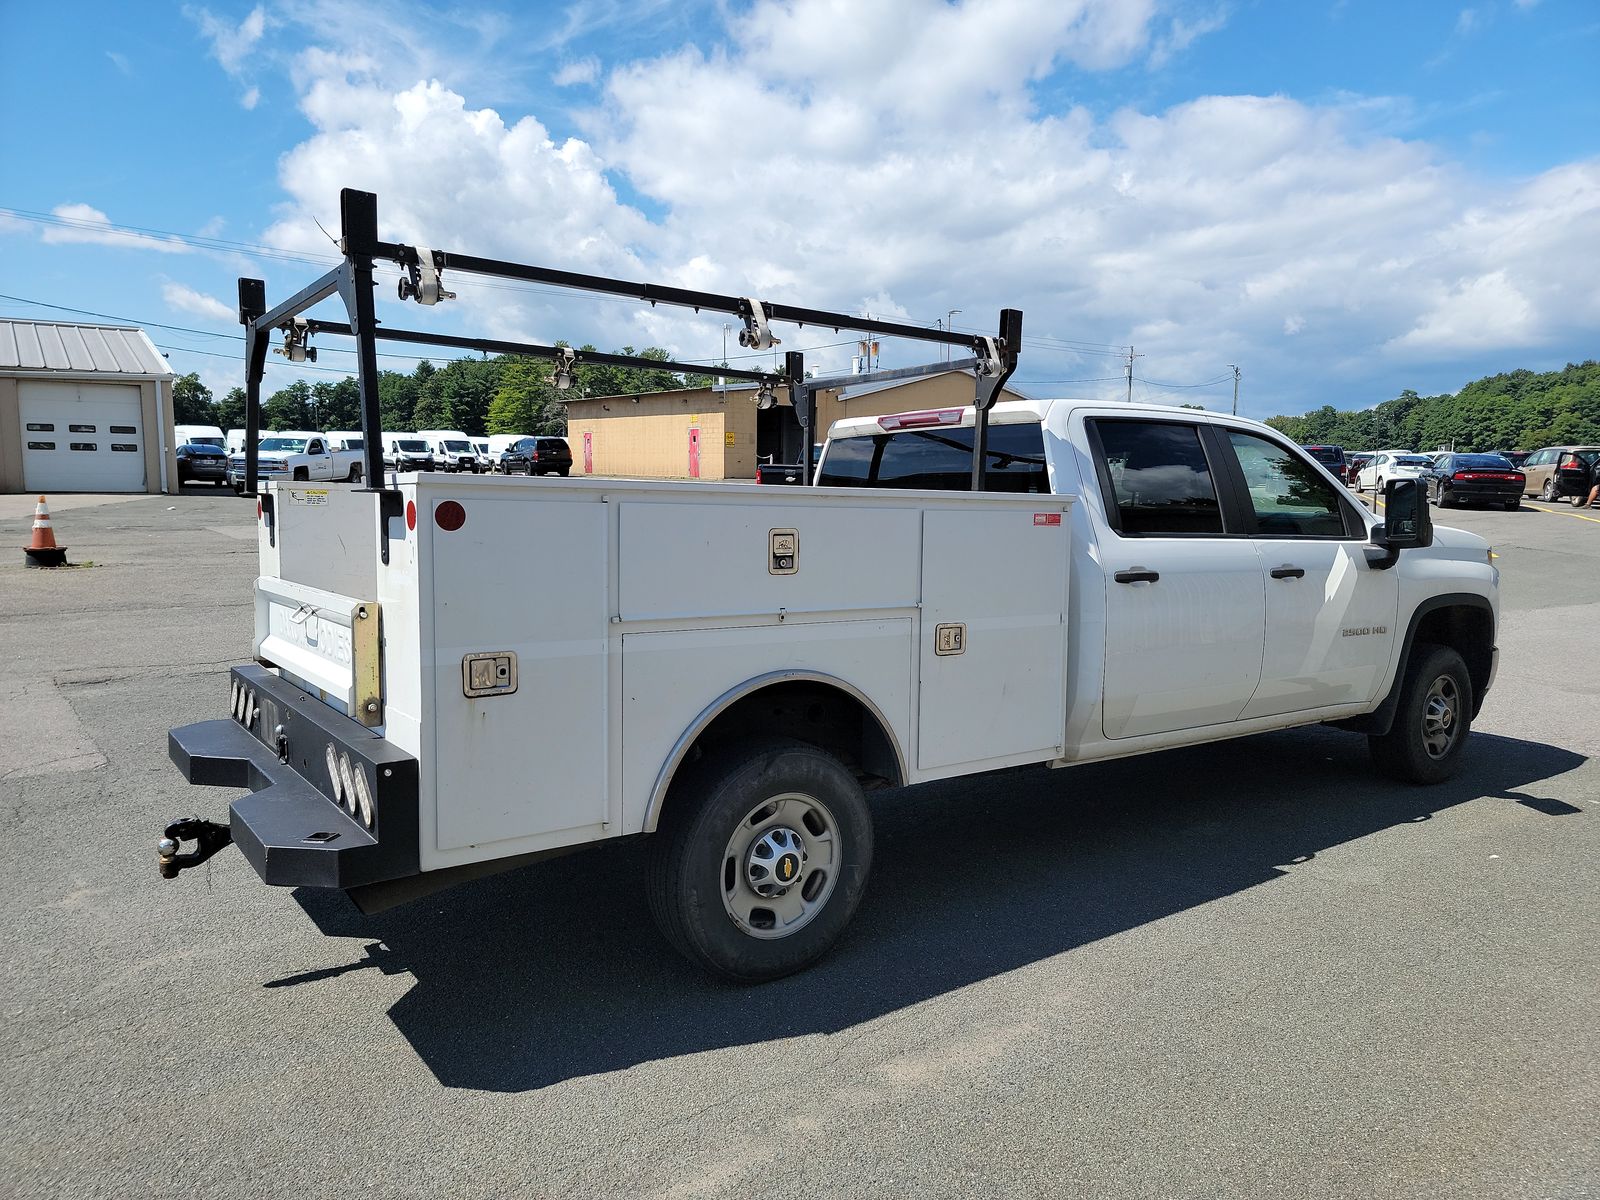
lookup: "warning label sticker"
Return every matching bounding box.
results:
[293,489,330,505]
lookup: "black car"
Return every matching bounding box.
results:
[1426,453,1525,510]
[176,442,228,486]
[500,436,572,476]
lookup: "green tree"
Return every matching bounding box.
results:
[172,372,215,424]
[215,387,247,431]
[377,370,418,432]
[262,380,312,430]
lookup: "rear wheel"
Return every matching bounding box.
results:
[1572,493,1587,508]
[346,463,363,483]
[648,737,873,982]
[557,467,570,477]
[1369,643,1473,785]
[1437,485,1456,508]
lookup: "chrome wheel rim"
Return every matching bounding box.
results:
[721,793,840,940]
[1421,674,1461,759]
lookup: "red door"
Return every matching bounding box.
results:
[688,427,701,479]
[582,431,593,474]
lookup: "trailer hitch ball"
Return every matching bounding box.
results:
[157,817,234,879]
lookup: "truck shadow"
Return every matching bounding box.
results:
[284,727,1583,1092]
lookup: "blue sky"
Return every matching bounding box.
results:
[1,0,1596,419]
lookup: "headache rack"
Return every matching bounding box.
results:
[236,188,1024,536]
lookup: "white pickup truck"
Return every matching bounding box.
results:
[164,396,1497,982]
[229,431,365,488]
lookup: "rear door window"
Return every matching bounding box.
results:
[1088,419,1225,535]
[816,421,1049,492]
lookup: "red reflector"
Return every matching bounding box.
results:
[1033,513,1061,526]
[754,468,764,483]
[434,500,466,532]
[256,500,262,519]
[405,500,417,531]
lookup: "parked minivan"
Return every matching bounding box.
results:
[1521,446,1600,504]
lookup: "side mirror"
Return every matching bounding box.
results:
[1367,476,1432,568]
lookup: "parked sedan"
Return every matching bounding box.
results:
[500,436,572,476]
[1344,452,1373,486]
[176,442,228,486]
[1426,454,1525,510]
[1520,445,1600,505]
[1355,451,1434,492]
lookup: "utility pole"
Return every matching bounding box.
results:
[1229,364,1240,415]
[946,310,960,363]
[720,323,730,391]
[1125,346,1141,403]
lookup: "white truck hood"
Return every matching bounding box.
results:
[1428,523,1491,560]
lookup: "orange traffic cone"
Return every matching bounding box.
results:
[24,495,68,567]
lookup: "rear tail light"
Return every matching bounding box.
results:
[755,467,764,483]
[1560,455,1583,469]
[878,408,963,430]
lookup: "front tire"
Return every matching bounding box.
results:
[648,737,873,983]
[292,467,309,482]
[1541,477,1560,502]
[1369,643,1473,785]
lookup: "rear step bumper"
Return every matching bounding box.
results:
[167,664,419,889]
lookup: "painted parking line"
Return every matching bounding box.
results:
[1523,501,1600,526]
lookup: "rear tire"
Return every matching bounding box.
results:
[1369,643,1473,785]
[1437,486,1455,508]
[557,467,570,477]
[1571,494,1587,508]
[347,463,363,483]
[648,737,873,983]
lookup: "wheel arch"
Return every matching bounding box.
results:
[643,671,906,834]
[1338,592,1495,735]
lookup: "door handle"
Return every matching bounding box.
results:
[1269,566,1306,579]
[1113,569,1160,584]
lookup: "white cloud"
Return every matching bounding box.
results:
[552,57,599,87]
[162,282,236,323]
[187,4,267,76]
[236,0,1598,413]
[105,51,132,77]
[241,86,261,109]
[40,204,191,253]
[1149,8,1229,69]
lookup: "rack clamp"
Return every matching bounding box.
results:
[274,316,317,364]
[737,297,781,351]
[398,246,456,306]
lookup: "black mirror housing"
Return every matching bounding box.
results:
[1374,476,1433,551]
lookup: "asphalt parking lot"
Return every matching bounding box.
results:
[1,486,1596,1199]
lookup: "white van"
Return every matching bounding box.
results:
[415,429,479,472]
[174,424,226,448]
[472,439,493,471]
[324,430,366,452]
[485,433,528,472]
[381,433,437,472]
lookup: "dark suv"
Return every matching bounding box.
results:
[501,436,572,476]
[1301,444,1346,476]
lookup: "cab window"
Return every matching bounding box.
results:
[1225,431,1351,537]
[816,422,1049,492]
[1089,420,1224,535]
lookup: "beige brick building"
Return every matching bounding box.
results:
[563,369,1031,481]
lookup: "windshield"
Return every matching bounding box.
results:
[1393,456,1432,467]
[443,440,471,452]
[259,438,307,453]
[397,440,428,452]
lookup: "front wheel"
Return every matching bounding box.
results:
[647,738,873,982]
[1369,643,1473,785]
[1541,477,1560,502]
[292,467,309,482]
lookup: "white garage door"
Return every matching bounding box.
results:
[19,381,147,493]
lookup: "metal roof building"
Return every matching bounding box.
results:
[0,319,177,494]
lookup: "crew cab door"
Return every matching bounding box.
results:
[1212,428,1398,717]
[304,437,328,480]
[1086,416,1265,740]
